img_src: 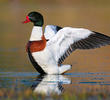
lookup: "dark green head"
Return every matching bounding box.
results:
[23,11,44,26]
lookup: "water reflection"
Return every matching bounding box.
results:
[31,75,71,95]
[1,72,110,96]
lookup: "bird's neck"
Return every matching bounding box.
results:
[30,26,43,41]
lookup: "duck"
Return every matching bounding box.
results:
[23,11,110,74]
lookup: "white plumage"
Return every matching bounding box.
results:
[46,27,93,63]
[44,25,59,39]
[24,12,110,74]
[29,25,110,74]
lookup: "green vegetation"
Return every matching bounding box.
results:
[0,88,110,100]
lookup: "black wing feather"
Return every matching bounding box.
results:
[58,32,110,65]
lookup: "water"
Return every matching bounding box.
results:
[0,47,110,96]
[1,72,110,95]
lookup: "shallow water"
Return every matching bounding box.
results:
[1,72,110,95]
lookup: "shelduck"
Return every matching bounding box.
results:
[23,11,110,74]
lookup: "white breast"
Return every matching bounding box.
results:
[30,26,43,41]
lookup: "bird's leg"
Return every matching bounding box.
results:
[59,65,72,74]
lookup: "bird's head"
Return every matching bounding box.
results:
[23,11,44,26]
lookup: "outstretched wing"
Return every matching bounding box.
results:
[44,25,62,40]
[47,27,110,65]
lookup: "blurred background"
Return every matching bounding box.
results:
[0,0,110,73]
